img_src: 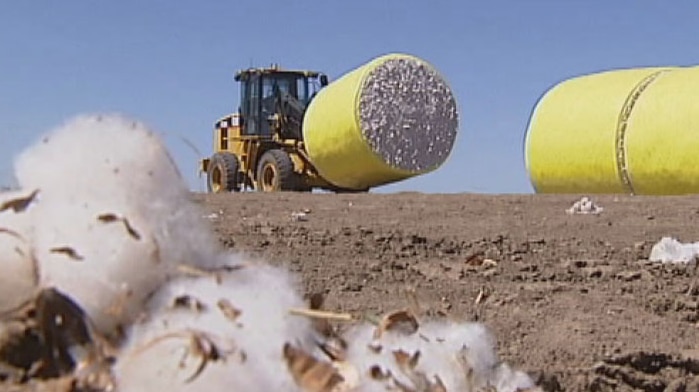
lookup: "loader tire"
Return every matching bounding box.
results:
[207,152,239,193]
[256,149,296,192]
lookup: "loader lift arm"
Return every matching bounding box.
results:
[275,88,307,140]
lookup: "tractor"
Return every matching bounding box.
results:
[199,65,347,193]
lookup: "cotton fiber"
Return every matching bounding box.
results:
[0,189,39,313]
[115,262,314,392]
[11,114,222,335]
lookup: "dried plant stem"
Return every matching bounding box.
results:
[288,308,354,322]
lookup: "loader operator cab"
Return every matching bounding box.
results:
[235,67,328,140]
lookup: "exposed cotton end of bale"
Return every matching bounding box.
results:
[115,263,314,392]
[359,57,458,172]
[10,114,221,335]
[0,190,38,313]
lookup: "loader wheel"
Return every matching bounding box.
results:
[207,152,239,193]
[256,149,295,192]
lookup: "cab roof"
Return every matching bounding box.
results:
[234,65,321,81]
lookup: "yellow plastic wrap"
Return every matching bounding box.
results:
[303,53,457,190]
[525,66,680,194]
[626,67,699,195]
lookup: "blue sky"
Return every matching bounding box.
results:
[1,1,697,194]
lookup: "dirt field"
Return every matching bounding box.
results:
[4,191,699,391]
[197,192,699,391]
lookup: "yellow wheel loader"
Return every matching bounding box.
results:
[199,65,361,193]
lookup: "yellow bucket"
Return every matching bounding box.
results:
[303,53,459,190]
[522,66,699,194]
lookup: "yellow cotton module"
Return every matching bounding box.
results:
[522,65,699,195]
[302,53,459,190]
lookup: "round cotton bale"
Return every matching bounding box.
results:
[524,67,674,194]
[302,53,459,190]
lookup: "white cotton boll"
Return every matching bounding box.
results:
[491,363,536,392]
[419,322,499,387]
[342,324,415,391]
[114,305,259,392]
[0,190,38,313]
[30,206,165,335]
[115,262,314,392]
[344,321,500,391]
[649,237,699,263]
[15,114,221,266]
[114,326,253,392]
[14,115,180,209]
[13,114,221,335]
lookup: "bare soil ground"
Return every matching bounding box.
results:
[198,192,699,391]
[4,192,699,391]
